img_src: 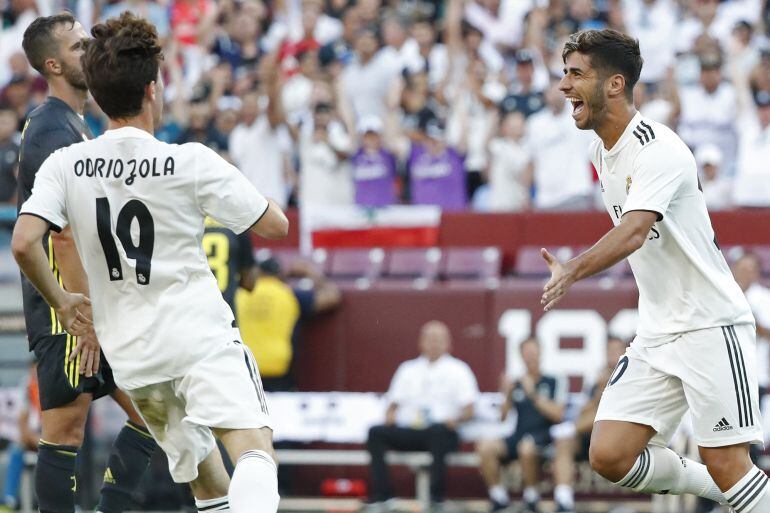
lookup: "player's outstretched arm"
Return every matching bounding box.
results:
[540,210,658,310]
[12,215,92,335]
[250,199,289,239]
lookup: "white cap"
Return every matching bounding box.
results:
[695,144,723,167]
[357,115,383,134]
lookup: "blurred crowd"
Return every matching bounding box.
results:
[2,0,770,212]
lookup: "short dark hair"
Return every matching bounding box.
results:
[22,12,76,76]
[562,29,643,101]
[81,11,163,119]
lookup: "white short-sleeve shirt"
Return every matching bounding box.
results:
[387,354,479,428]
[19,127,269,389]
[590,113,754,344]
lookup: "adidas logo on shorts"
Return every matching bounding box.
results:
[713,417,734,432]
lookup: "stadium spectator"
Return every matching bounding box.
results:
[475,110,532,212]
[733,253,770,380]
[695,144,732,211]
[2,360,39,511]
[365,321,479,511]
[733,89,770,207]
[0,0,37,87]
[551,337,629,513]
[209,0,264,75]
[0,104,18,204]
[527,79,593,210]
[476,337,567,513]
[100,0,170,40]
[294,97,354,207]
[621,0,677,84]
[229,51,294,208]
[318,5,360,71]
[341,25,401,120]
[350,116,399,207]
[175,98,228,154]
[379,12,422,76]
[500,49,546,118]
[236,257,341,391]
[447,57,505,198]
[677,54,739,175]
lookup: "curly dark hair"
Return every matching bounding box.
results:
[562,29,643,101]
[81,11,163,119]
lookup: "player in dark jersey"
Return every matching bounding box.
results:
[17,13,155,513]
[203,217,257,312]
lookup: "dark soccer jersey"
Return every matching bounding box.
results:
[510,374,564,435]
[203,218,255,310]
[17,97,92,348]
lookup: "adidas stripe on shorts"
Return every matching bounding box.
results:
[595,324,763,448]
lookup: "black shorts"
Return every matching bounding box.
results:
[34,334,117,411]
[504,429,553,462]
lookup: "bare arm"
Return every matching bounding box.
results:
[289,261,341,313]
[540,210,658,310]
[239,267,258,292]
[249,199,289,239]
[12,215,91,335]
[261,48,286,129]
[530,394,565,424]
[385,403,398,425]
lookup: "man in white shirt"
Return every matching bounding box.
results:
[364,321,478,512]
[229,54,292,209]
[545,28,766,512]
[677,54,738,175]
[341,26,401,120]
[694,144,732,211]
[12,13,289,513]
[733,90,770,207]
[733,253,770,387]
[527,79,594,210]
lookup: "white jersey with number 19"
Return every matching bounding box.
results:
[590,112,754,344]
[20,126,269,390]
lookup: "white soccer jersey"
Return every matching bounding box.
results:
[20,127,269,389]
[589,112,754,344]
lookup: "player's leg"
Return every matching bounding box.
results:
[35,334,93,513]
[213,427,279,513]
[96,386,157,513]
[189,445,231,512]
[517,436,542,511]
[551,428,576,512]
[425,423,459,504]
[366,425,426,504]
[475,436,511,509]
[683,325,768,512]
[590,342,725,502]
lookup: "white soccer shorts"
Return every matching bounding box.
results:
[126,340,272,482]
[596,324,763,448]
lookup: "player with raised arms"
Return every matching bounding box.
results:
[12,12,288,513]
[540,29,767,512]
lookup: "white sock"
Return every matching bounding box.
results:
[554,484,574,508]
[229,450,280,513]
[195,496,230,512]
[724,465,770,513]
[488,484,509,504]
[615,445,724,503]
[522,486,539,503]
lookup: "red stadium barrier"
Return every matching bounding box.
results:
[256,209,770,273]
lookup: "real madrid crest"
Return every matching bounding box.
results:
[626,175,632,195]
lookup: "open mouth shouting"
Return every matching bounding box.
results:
[566,96,585,119]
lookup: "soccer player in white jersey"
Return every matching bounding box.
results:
[540,29,767,513]
[11,13,288,513]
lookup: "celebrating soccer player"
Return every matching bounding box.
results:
[12,12,288,513]
[540,29,767,512]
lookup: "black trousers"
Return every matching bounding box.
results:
[366,423,459,503]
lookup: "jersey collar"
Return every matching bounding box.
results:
[603,111,644,159]
[102,126,155,140]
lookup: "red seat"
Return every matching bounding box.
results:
[384,248,442,282]
[514,246,577,277]
[442,247,501,280]
[328,248,386,280]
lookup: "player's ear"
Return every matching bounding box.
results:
[608,73,626,98]
[146,81,157,103]
[44,57,61,77]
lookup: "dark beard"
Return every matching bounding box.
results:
[61,62,88,91]
[584,86,608,130]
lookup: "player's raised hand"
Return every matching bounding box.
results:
[540,248,576,312]
[56,292,92,337]
[69,329,101,378]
